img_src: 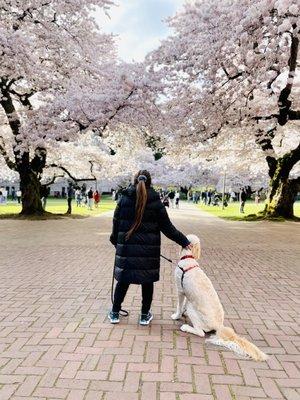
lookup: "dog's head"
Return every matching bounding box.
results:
[185,234,201,260]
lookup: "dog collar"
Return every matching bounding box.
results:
[180,255,195,261]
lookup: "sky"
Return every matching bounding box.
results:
[94,0,184,62]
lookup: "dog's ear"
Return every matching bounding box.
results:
[192,242,201,260]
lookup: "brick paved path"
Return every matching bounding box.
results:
[0,203,299,400]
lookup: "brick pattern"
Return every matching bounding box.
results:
[0,204,299,399]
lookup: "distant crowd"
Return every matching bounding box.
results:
[159,189,181,208]
[110,186,265,214]
[0,187,22,204]
[0,183,265,215]
[187,187,264,213]
[73,187,101,210]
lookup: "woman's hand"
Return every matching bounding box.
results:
[185,243,193,250]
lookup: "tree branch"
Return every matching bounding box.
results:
[0,136,16,170]
[42,173,65,186]
[0,86,29,167]
[288,109,300,120]
[278,31,299,126]
[48,164,96,183]
[98,88,135,136]
[31,147,47,173]
[220,64,244,88]
[89,160,97,180]
[255,128,278,177]
[253,114,278,121]
[285,141,300,171]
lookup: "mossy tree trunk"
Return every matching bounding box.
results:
[19,169,44,215]
[254,32,300,219]
[18,148,47,216]
[264,162,298,218]
[263,146,300,219]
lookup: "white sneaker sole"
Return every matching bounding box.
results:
[108,315,120,324]
[139,314,153,326]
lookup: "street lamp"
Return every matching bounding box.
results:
[222,167,227,210]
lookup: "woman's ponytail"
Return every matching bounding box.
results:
[126,170,151,240]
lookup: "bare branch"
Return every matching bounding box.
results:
[48,164,96,183]
[253,114,278,121]
[43,173,64,186]
[98,88,135,136]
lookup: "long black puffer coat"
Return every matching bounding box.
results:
[110,185,190,284]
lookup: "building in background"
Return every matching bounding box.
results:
[0,178,113,198]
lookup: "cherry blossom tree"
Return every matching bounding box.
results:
[0,1,163,216]
[149,0,300,218]
[0,0,117,214]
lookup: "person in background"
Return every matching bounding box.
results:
[255,190,260,205]
[192,191,196,203]
[87,187,94,210]
[175,190,180,209]
[112,190,116,201]
[75,188,82,207]
[11,188,16,201]
[40,185,49,210]
[207,190,212,205]
[16,189,22,204]
[67,184,74,214]
[2,188,7,204]
[168,190,175,208]
[81,184,87,206]
[230,191,236,202]
[240,188,247,213]
[162,194,169,207]
[94,190,101,208]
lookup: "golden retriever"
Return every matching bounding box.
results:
[171,234,268,361]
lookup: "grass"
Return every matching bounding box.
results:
[0,195,116,218]
[197,201,300,221]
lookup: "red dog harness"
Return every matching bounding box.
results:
[178,255,199,288]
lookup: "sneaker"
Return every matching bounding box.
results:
[139,312,153,326]
[108,311,120,324]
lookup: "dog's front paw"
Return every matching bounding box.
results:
[171,313,182,320]
[180,324,190,332]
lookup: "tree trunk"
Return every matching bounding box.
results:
[19,169,44,215]
[67,198,72,214]
[264,162,296,219]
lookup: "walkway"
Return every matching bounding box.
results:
[0,203,299,400]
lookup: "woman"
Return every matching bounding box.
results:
[109,170,190,325]
[93,190,101,208]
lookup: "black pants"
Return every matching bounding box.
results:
[112,281,153,314]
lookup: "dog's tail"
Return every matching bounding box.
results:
[206,326,268,361]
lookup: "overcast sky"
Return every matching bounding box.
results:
[94,0,184,62]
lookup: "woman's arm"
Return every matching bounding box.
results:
[110,204,121,246]
[157,202,190,247]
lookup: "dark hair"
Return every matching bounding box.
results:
[126,170,152,240]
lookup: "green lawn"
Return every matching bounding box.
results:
[0,196,116,217]
[197,201,300,220]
